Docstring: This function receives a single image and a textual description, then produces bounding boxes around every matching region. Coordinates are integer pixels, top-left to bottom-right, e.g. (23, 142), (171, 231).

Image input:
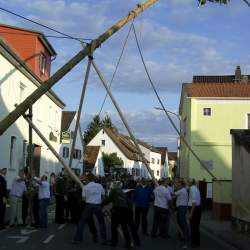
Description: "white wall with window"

(0, 48), (64, 188)
(59, 113), (83, 174)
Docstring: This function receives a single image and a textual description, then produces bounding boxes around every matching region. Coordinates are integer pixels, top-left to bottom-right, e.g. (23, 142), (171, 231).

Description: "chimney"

(235, 65), (241, 83)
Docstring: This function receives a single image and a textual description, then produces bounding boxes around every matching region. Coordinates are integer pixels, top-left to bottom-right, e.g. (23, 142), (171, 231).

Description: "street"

(0, 210), (236, 250)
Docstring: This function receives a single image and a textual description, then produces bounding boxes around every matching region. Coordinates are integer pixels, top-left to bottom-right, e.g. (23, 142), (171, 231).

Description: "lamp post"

(154, 107), (181, 177)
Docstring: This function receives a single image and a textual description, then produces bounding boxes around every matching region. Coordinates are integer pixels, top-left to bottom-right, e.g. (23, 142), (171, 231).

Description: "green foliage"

(102, 152), (124, 173)
(83, 114), (118, 146)
(198, 0), (230, 5)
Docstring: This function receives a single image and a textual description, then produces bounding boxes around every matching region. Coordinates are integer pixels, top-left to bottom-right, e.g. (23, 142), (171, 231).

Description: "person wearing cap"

(33, 175), (50, 228)
(0, 168), (7, 230)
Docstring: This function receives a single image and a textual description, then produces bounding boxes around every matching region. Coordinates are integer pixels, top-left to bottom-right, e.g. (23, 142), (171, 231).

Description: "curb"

(201, 224), (244, 250)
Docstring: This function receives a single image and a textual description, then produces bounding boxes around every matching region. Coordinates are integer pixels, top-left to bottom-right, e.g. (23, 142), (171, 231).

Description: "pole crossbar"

(23, 115), (83, 188)
(0, 0), (158, 136)
(91, 60), (157, 184)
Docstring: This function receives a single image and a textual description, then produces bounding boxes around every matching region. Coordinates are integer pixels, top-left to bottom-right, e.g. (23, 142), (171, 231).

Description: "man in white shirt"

(9, 170), (27, 226)
(74, 173), (107, 245)
(188, 179), (202, 248)
(151, 179), (172, 238)
(33, 175), (50, 228)
(174, 179), (189, 247)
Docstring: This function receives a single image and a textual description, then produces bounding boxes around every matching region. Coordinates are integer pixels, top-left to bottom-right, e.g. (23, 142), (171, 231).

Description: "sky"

(0, 0), (250, 150)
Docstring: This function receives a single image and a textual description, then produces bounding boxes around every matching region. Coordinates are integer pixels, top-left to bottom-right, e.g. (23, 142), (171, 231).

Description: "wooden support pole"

(68, 57), (92, 168)
(0, 0), (158, 136)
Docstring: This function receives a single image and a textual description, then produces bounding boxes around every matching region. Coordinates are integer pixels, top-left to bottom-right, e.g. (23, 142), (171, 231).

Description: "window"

(157, 159), (160, 164)
(63, 147), (69, 158)
(248, 114), (250, 129)
(39, 53), (46, 75)
(151, 170), (154, 177)
(203, 108), (211, 116)
(136, 168), (140, 177)
(73, 149), (82, 160)
(151, 158), (155, 164)
(22, 140), (28, 168)
(182, 117), (187, 137)
(132, 168), (136, 176)
(157, 170), (159, 176)
(19, 83), (26, 104)
(10, 136), (16, 169)
(101, 140), (105, 146)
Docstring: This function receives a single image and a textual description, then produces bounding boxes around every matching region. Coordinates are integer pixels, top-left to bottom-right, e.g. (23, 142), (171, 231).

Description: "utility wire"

(0, 6), (90, 43)
(132, 23), (216, 179)
(98, 21), (134, 116)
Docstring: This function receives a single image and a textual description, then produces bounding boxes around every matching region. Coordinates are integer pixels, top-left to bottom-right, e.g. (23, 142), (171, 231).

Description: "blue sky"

(0, 0), (250, 150)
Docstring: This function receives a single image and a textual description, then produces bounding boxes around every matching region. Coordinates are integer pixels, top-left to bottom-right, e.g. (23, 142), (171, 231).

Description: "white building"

(59, 111), (83, 174)
(0, 35), (65, 188)
(88, 128), (165, 179)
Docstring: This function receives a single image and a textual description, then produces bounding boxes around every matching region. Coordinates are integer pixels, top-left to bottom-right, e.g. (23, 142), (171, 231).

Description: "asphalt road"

(0, 211), (236, 250)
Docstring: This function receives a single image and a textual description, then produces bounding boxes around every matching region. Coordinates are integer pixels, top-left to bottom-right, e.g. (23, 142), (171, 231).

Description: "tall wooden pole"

(28, 105), (33, 175)
(0, 0), (158, 136)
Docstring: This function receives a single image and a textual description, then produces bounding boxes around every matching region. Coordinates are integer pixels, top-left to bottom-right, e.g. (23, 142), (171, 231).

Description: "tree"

(83, 115), (102, 145)
(198, 0), (230, 5)
(102, 115), (118, 132)
(102, 152), (124, 173)
(83, 114), (118, 145)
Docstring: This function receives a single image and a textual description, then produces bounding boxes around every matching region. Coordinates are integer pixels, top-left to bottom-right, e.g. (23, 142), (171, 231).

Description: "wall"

(0, 26), (51, 81)
(232, 134), (250, 223)
(180, 97), (250, 182)
(0, 52), (62, 188)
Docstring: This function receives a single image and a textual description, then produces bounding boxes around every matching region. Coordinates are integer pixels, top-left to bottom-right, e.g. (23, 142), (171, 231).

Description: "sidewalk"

(201, 211), (250, 250)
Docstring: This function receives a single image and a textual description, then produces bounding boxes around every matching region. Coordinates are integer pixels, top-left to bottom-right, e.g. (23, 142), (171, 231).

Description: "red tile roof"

(185, 83), (250, 97)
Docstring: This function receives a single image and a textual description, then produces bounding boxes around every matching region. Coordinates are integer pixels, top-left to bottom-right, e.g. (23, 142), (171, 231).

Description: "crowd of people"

(0, 167), (203, 249)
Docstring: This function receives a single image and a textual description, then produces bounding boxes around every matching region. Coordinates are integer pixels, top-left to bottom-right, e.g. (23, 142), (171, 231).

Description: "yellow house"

(179, 66), (250, 181)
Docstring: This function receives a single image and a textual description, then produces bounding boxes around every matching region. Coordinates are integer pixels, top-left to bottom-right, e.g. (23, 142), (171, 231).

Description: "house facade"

(59, 111), (83, 174)
(87, 128), (164, 179)
(0, 25), (65, 188)
(179, 66), (250, 181)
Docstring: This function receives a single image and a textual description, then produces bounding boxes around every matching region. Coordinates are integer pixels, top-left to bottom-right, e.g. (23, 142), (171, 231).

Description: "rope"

(132, 23), (216, 180)
(0, 6), (89, 43)
(98, 21), (134, 116)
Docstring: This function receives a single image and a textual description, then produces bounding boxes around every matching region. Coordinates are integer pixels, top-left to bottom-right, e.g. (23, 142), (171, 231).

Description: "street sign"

(61, 131), (71, 144)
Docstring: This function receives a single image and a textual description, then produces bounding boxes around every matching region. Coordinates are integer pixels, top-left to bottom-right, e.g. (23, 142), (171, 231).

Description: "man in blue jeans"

(133, 179), (153, 236)
(73, 174), (107, 245)
(33, 175), (50, 228)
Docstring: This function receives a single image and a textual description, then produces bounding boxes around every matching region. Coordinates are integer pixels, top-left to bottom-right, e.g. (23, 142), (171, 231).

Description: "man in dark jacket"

(54, 173), (66, 224)
(0, 168), (7, 230)
(103, 181), (140, 249)
(133, 179), (153, 236)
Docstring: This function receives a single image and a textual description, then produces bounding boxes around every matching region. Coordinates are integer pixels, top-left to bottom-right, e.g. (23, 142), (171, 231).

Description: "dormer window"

(39, 53), (46, 75)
